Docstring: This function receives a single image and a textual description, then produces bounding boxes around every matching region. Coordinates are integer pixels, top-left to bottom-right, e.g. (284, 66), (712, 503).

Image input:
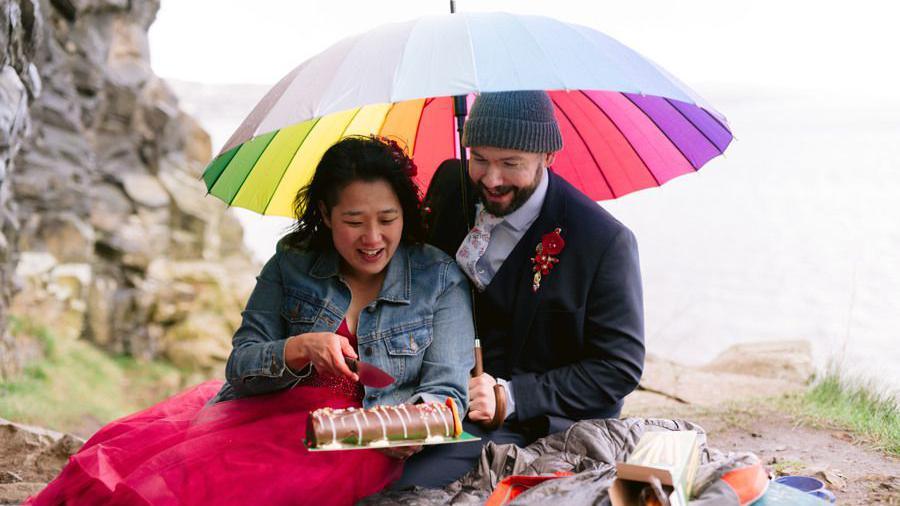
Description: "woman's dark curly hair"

(282, 135), (424, 251)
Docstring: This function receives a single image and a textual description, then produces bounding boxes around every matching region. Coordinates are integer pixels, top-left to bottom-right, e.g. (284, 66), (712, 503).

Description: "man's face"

(468, 146), (556, 217)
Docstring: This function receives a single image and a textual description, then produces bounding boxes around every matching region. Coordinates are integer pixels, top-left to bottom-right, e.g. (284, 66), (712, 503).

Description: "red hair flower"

(530, 228), (565, 292)
(381, 137), (418, 177)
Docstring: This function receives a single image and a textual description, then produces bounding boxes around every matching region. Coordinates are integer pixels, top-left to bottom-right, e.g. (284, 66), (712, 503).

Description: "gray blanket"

(361, 418), (760, 505)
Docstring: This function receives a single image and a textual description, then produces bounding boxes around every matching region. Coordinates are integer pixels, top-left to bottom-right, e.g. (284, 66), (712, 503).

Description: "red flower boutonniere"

(531, 228), (565, 292)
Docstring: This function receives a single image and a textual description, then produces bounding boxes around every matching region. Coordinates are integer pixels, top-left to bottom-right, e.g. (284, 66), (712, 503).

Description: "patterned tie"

(456, 205), (503, 291)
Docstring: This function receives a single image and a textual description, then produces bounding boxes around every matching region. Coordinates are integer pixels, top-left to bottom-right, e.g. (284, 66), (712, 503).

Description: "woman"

(27, 136), (475, 505)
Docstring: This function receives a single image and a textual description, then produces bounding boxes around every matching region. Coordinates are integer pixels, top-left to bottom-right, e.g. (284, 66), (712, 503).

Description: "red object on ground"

(722, 463), (770, 505)
(485, 472), (575, 506)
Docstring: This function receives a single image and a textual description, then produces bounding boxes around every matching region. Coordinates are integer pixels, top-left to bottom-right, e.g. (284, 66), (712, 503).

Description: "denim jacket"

(211, 241), (475, 413)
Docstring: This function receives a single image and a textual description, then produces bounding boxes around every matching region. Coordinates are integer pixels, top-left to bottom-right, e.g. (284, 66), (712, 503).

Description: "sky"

(149, 0), (900, 97)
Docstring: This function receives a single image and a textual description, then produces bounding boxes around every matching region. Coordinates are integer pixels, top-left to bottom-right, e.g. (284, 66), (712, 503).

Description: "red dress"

(26, 321), (402, 505)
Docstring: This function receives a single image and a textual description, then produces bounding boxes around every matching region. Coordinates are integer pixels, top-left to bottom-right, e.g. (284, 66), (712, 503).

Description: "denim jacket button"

(364, 346), (373, 357)
(366, 306), (375, 313)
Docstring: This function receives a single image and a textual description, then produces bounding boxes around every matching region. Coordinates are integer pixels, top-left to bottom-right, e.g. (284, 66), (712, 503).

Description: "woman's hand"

(377, 445), (422, 460)
(285, 332), (359, 381)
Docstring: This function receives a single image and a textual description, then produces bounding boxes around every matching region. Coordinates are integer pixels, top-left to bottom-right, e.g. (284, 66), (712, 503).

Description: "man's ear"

(318, 202), (332, 228)
(545, 152), (557, 167)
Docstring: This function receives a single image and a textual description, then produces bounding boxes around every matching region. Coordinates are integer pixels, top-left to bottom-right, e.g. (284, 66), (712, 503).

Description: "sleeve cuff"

(405, 392), (447, 407)
(278, 339), (313, 380)
(510, 372), (539, 421)
(496, 377), (517, 420)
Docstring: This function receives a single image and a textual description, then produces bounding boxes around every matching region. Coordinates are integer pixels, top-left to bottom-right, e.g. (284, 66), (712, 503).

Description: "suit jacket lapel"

(505, 172), (567, 366)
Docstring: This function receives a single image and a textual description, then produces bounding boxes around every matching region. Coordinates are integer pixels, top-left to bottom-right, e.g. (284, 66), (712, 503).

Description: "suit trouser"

(390, 420), (533, 489)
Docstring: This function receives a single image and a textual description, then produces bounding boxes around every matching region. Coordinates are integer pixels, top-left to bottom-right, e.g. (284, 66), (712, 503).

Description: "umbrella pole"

(450, 0), (504, 431)
(453, 92), (506, 430)
(453, 95), (473, 229)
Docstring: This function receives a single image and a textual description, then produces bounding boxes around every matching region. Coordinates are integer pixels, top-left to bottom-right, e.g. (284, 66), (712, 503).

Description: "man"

(395, 90), (645, 488)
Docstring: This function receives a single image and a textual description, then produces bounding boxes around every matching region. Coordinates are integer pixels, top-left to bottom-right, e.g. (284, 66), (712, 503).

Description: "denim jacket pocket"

(382, 320), (433, 384)
(384, 320), (433, 355)
(281, 289), (322, 336)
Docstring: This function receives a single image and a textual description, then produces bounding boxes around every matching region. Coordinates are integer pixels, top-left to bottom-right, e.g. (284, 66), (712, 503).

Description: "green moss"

(9, 315), (57, 358)
(0, 316), (188, 436)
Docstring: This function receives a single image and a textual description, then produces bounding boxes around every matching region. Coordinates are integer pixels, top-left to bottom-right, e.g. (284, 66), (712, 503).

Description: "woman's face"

(322, 179), (404, 280)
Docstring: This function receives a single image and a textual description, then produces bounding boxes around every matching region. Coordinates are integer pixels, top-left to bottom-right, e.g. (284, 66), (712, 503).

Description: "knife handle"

(345, 356), (358, 373)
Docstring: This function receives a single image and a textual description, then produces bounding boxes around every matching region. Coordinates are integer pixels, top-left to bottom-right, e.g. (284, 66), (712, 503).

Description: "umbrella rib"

(622, 93), (698, 171)
(227, 133), (279, 206)
(203, 147), (240, 191)
(568, 23), (641, 95)
(377, 102), (398, 137)
(341, 107), (364, 137)
(551, 95), (615, 198)
(580, 90), (660, 187)
(703, 109), (733, 141)
(218, 64), (303, 156)
(390, 19), (421, 102)
(664, 98), (723, 155)
(461, 14), (482, 90)
(410, 99), (430, 158)
(508, 14), (567, 90)
(698, 105), (734, 150)
(261, 119), (321, 215)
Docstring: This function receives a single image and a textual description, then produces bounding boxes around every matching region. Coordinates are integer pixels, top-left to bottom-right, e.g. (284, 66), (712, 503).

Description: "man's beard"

(477, 168), (543, 217)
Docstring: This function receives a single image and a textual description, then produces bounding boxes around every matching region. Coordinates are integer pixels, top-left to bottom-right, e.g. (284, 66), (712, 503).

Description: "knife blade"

(345, 357), (396, 388)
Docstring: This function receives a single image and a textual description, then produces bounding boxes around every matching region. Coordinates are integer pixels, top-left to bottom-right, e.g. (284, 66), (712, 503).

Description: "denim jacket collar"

(309, 244), (411, 305)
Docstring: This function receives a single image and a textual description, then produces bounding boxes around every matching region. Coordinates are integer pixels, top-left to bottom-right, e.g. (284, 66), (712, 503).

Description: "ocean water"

(170, 81), (900, 398)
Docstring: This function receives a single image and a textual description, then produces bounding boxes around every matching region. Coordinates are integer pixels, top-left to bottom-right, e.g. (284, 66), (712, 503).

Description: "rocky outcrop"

(625, 340), (814, 413)
(0, 417), (83, 505)
(0, 0), (259, 380)
(1, 0), (44, 378)
(699, 340), (815, 383)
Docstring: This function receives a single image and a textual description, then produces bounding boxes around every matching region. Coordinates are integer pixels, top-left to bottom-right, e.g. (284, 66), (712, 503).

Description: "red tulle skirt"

(25, 380), (402, 505)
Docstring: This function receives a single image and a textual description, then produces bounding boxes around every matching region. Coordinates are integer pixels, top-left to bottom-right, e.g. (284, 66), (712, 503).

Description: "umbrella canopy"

(203, 12), (733, 217)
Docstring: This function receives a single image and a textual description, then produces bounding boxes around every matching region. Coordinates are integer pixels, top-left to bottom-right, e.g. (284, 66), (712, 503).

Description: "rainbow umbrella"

(202, 12), (733, 217)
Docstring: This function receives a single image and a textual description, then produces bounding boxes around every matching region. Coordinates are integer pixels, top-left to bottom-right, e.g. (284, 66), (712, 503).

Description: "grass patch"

(790, 373), (900, 456)
(0, 317), (186, 436)
(771, 459), (806, 476)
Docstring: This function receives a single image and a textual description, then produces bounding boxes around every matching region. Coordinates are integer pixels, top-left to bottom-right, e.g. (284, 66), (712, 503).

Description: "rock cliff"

(1, 0), (258, 381)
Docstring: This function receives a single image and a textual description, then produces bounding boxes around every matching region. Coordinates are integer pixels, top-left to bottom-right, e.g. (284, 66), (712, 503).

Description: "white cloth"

(455, 206), (503, 291)
(496, 377), (517, 420)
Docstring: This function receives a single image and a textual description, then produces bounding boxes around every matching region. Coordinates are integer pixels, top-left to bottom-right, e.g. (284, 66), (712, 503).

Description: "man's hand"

(467, 373), (497, 422)
(378, 444), (422, 460)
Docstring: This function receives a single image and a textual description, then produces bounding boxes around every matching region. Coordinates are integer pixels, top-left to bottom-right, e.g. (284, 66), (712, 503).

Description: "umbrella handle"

(472, 340), (506, 430)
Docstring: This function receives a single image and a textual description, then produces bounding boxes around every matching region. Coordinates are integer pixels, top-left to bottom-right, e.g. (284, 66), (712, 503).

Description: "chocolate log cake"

(306, 398), (463, 448)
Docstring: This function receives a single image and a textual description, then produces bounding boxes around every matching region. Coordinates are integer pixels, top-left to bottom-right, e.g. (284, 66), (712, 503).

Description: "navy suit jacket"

(424, 160), (645, 437)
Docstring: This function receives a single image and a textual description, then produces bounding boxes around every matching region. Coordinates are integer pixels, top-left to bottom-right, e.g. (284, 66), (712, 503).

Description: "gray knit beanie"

(462, 90), (563, 153)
